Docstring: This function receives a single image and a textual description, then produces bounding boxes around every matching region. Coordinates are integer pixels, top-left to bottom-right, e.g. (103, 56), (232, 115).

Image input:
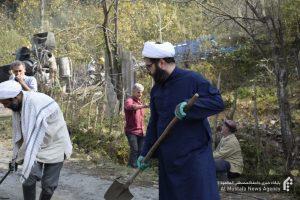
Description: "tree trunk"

(252, 82), (261, 172)
(102, 0), (123, 113)
(101, 0), (114, 82)
(252, 82), (259, 137)
(157, 3), (163, 43)
(227, 89), (238, 120)
(40, 0), (45, 31)
(297, 50), (300, 79)
(274, 54), (295, 171)
(113, 0), (124, 113)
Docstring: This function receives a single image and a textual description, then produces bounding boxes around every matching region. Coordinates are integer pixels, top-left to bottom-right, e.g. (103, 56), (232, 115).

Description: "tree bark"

(252, 82), (262, 172)
(113, 0), (124, 113)
(227, 89), (238, 120)
(297, 50), (300, 79)
(101, 1), (114, 79)
(267, 8), (295, 170)
(252, 82), (259, 138)
(40, 0), (45, 31)
(102, 0), (123, 113)
(274, 54), (295, 170)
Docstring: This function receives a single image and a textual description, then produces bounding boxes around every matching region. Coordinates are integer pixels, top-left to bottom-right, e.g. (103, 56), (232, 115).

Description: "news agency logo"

(283, 177), (293, 192)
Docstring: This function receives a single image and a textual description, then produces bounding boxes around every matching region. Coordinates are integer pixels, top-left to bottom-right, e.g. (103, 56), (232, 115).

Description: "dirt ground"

(0, 115), (297, 200)
(0, 133), (158, 200)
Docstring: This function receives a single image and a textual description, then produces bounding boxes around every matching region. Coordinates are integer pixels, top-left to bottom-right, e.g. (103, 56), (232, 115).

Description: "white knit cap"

(0, 80), (22, 100)
(142, 41), (175, 58)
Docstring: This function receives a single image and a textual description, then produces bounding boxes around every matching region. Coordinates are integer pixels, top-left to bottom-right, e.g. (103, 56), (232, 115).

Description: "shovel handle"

(0, 169), (11, 185)
(143, 93), (199, 162)
(126, 93), (199, 186)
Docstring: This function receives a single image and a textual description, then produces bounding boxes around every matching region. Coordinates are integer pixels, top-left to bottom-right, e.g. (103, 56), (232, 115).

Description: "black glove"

(9, 161), (18, 172)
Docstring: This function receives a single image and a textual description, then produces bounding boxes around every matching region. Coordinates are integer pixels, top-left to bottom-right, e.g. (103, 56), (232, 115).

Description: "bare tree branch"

(196, 1), (267, 57)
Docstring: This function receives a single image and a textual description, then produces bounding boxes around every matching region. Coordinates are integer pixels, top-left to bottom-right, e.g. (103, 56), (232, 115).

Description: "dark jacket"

(142, 67), (224, 200)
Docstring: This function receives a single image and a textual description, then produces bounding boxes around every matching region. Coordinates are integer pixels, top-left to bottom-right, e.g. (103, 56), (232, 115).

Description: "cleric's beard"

(8, 101), (22, 112)
(152, 63), (169, 85)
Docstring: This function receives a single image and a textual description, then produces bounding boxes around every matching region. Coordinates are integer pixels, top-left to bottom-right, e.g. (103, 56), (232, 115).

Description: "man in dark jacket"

(137, 41), (224, 200)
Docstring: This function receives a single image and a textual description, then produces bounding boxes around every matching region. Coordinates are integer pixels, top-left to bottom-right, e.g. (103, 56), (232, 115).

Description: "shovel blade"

(104, 180), (134, 200)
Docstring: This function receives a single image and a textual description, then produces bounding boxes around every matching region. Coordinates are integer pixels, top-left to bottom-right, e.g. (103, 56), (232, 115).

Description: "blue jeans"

(126, 133), (144, 168)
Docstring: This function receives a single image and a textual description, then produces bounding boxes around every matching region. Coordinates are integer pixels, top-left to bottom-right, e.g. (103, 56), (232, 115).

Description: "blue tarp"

(174, 35), (238, 62)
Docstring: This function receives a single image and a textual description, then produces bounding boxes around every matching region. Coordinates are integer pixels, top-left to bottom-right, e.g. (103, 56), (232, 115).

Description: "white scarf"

(12, 91), (61, 182)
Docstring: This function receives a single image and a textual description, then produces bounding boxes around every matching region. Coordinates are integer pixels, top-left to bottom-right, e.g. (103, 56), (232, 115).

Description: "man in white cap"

(137, 41), (224, 200)
(124, 83), (148, 168)
(0, 80), (72, 200)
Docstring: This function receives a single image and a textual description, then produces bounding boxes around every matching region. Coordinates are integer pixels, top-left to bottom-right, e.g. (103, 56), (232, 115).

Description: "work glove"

(174, 101), (187, 120)
(9, 160), (18, 172)
(136, 156), (150, 171)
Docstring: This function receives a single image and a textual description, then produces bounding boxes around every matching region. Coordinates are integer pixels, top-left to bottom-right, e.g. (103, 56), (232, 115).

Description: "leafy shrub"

(69, 115), (130, 165)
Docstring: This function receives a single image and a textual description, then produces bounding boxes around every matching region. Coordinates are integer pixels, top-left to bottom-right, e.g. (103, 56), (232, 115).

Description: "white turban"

(142, 41), (175, 58)
(0, 80), (22, 100)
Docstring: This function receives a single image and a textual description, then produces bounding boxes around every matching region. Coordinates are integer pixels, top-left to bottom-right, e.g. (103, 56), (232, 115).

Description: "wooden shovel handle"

(126, 93), (199, 186)
(0, 169), (11, 185)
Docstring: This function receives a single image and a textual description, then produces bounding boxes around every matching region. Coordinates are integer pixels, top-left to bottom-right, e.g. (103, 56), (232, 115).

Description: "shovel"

(0, 170), (11, 199)
(0, 169), (11, 185)
(104, 93), (199, 200)
(0, 162), (17, 185)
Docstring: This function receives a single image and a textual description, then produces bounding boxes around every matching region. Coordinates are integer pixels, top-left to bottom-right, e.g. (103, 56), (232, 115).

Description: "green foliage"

(238, 127), (285, 179)
(68, 111), (130, 164)
(237, 86), (277, 100)
(282, 0), (300, 40)
(72, 127), (100, 153)
(118, 1), (205, 56)
(209, 44), (264, 91)
(1, 0), (207, 65)
(237, 87), (253, 99)
(189, 61), (218, 83)
(12, 0), (104, 66)
(0, 12), (28, 65)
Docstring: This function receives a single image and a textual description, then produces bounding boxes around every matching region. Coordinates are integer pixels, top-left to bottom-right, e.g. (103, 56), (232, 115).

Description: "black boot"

(22, 183), (36, 200)
(39, 191), (53, 200)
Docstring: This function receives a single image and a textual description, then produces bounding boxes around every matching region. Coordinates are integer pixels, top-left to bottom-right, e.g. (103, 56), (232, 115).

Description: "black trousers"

(214, 158), (230, 181)
(126, 133), (144, 168)
(22, 161), (63, 200)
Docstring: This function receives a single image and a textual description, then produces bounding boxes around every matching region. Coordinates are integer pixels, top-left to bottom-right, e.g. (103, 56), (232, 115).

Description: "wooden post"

(121, 49), (134, 100)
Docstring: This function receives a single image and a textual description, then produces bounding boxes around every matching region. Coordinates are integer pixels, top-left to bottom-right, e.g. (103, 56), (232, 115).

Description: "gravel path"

(0, 117), (296, 200)
(0, 168), (158, 200)
(0, 136), (158, 200)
